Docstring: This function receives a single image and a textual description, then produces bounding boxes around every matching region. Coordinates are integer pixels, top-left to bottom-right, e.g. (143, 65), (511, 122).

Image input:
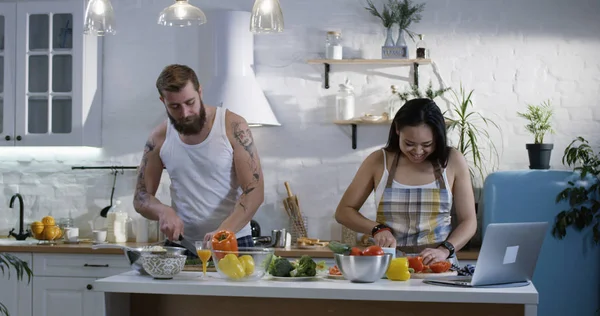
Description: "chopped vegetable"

(290, 255), (317, 277)
(211, 230), (238, 259)
(361, 245), (384, 256)
(408, 256), (425, 272)
(429, 261), (452, 273)
(217, 254), (246, 279)
(327, 241), (351, 255)
(268, 256), (295, 277)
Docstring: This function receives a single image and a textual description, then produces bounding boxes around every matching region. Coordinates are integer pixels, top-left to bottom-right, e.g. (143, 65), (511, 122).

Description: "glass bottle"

(387, 85), (402, 119)
(336, 79), (355, 121)
(416, 34), (429, 59)
(325, 31), (343, 60)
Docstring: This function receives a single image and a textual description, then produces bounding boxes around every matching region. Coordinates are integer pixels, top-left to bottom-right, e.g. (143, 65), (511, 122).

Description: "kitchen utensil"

(283, 181), (307, 238)
(100, 170), (119, 218)
(211, 247), (275, 281)
(334, 253), (392, 283)
(91, 244), (187, 275)
(178, 235), (199, 258)
(250, 220), (261, 238)
(270, 229), (288, 248)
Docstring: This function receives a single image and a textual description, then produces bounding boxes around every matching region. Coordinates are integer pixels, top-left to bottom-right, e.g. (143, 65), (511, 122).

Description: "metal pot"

(92, 244), (187, 275)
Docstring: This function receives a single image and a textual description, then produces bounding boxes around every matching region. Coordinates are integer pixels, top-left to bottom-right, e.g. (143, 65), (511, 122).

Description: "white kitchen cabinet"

(32, 276), (104, 316)
(0, 252), (33, 316)
(32, 253), (130, 316)
(0, 0), (102, 147)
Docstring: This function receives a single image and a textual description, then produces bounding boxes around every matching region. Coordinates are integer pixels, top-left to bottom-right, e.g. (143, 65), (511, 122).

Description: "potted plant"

(444, 84), (501, 249)
(365, 0), (425, 59)
(397, 81), (450, 102)
(516, 100), (555, 169)
(553, 136), (600, 245)
(1, 253), (33, 316)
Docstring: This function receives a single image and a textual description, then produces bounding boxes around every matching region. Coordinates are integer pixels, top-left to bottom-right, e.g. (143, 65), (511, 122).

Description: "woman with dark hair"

(335, 98), (477, 265)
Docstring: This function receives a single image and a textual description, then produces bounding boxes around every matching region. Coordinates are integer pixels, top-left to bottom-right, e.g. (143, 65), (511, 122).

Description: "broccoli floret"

(268, 256), (294, 277)
(291, 255), (317, 277)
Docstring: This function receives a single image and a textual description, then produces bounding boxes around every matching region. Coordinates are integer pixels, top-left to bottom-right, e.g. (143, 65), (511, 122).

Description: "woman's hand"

(419, 247), (450, 265)
(373, 230), (397, 248)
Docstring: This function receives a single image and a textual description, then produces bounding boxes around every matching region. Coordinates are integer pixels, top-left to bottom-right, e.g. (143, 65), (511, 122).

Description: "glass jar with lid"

(325, 31), (343, 60)
(336, 79), (355, 121)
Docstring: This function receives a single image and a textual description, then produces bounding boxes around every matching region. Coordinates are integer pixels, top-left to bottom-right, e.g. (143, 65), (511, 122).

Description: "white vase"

(394, 28), (408, 58)
(384, 27), (395, 46)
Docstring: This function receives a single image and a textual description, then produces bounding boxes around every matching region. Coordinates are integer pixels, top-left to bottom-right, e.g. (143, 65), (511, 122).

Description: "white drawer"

(33, 253), (131, 278)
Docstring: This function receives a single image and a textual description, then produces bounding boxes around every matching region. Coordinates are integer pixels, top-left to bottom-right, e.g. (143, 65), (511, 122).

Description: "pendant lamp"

(83, 0), (116, 36)
(250, 0), (284, 33)
(158, 0), (207, 27)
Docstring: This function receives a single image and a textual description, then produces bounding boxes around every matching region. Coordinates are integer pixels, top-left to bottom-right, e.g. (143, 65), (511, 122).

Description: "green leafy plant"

(392, 0), (426, 41)
(444, 84), (501, 187)
(397, 81), (450, 102)
(553, 136), (600, 245)
(365, 0), (398, 29)
(1, 253), (33, 316)
(516, 100), (555, 144)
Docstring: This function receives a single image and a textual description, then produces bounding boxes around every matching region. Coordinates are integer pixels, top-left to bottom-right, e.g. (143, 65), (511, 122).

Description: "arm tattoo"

(134, 139), (155, 208)
(232, 121), (260, 212)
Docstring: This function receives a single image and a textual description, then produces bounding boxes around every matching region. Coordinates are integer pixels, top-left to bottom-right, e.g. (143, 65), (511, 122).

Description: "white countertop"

(94, 271), (538, 305)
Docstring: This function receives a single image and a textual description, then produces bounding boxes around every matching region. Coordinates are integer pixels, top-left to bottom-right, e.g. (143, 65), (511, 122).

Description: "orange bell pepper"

(211, 230), (239, 259)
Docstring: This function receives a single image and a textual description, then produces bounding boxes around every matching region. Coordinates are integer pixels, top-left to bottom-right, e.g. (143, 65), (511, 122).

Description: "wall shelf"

(309, 58), (432, 150)
(307, 58), (431, 89)
(333, 119), (392, 149)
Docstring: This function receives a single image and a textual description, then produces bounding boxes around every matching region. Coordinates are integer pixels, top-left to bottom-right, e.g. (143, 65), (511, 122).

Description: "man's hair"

(155, 64), (200, 97)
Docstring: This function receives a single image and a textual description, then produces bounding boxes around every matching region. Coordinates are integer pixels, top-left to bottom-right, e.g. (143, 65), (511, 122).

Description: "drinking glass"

(195, 241), (212, 277)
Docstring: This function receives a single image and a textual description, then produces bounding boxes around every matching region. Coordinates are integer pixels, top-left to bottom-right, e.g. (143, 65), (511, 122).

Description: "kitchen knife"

(178, 235), (199, 258)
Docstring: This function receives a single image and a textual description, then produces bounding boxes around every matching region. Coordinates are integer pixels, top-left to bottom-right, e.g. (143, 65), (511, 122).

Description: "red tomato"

(408, 256), (425, 272)
(361, 245), (384, 256)
(429, 261), (451, 273)
(329, 265), (342, 275)
(350, 247), (362, 256)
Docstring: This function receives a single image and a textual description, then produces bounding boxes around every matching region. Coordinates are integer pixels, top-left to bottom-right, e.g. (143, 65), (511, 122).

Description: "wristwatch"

(371, 223), (392, 237)
(439, 240), (455, 258)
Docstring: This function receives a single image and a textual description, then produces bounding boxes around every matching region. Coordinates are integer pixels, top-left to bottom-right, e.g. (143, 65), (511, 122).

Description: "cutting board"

(410, 270), (458, 279)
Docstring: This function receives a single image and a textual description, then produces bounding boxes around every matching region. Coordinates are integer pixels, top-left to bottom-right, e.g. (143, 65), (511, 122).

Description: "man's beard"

(168, 103), (207, 136)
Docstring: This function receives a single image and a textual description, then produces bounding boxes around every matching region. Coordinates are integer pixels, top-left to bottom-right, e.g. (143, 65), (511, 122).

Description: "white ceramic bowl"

(141, 253), (187, 279)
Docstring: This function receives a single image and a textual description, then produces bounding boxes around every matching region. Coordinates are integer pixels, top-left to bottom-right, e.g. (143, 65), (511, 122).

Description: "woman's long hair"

(384, 98), (451, 168)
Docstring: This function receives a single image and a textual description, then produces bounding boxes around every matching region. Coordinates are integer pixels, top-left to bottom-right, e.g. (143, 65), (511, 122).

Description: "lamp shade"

(250, 0), (284, 33)
(83, 0), (116, 36)
(158, 0), (207, 27)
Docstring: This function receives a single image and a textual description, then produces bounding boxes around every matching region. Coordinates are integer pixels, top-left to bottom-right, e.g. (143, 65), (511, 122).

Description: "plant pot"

(526, 143), (554, 170)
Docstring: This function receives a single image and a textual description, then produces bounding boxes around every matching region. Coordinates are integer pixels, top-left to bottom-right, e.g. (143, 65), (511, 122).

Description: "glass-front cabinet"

(0, 0), (101, 147)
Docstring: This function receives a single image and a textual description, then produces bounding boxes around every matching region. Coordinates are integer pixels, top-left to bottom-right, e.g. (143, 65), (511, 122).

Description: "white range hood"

(202, 10), (280, 127)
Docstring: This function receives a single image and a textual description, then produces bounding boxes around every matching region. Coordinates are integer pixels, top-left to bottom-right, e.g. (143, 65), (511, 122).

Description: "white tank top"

(159, 107), (252, 243)
(374, 149), (452, 207)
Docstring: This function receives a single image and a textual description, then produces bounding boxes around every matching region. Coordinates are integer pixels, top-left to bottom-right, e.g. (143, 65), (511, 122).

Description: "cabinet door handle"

(4, 135), (10, 141)
(87, 284), (93, 290)
(83, 264), (109, 268)
(16, 135), (22, 141)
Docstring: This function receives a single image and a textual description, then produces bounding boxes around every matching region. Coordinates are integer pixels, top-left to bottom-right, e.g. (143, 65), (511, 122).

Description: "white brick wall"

(1, 0), (599, 241)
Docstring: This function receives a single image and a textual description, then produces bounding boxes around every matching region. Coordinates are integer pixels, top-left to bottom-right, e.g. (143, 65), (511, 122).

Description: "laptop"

(423, 222), (548, 288)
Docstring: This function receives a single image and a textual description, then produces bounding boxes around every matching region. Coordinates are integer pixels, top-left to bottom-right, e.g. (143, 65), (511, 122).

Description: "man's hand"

(419, 247), (450, 265)
(373, 230), (397, 248)
(158, 207), (184, 241)
(203, 230), (217, 244)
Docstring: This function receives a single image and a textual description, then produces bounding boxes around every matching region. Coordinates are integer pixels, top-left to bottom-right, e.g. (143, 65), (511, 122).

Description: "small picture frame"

(382, 46), (408, 59)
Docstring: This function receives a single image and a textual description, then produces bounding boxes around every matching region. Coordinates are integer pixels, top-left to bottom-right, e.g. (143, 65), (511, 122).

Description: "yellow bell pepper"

(386, 257), (411, 281)
(218, 253), (246, 279)
(239, 255), (255, 276)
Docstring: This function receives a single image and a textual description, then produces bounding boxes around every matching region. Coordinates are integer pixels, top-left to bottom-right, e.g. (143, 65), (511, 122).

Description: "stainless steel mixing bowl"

(334, 253), (392, 283)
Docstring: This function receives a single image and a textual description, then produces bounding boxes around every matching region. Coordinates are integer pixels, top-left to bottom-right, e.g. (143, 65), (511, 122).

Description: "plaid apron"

(376, 153), (453, 253)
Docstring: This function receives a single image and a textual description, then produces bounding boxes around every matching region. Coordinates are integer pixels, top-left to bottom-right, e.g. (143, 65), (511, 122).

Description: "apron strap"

(433, 161), (446, 190)
(386, 153), (400, 188)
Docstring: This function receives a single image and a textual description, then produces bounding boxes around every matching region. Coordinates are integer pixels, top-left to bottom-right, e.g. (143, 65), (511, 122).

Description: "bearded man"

(133, 64), (264, 248)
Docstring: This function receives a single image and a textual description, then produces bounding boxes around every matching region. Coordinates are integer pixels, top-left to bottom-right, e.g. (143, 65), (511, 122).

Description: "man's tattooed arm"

(133, 135), (167, 220)
(218, 117), (264, 233)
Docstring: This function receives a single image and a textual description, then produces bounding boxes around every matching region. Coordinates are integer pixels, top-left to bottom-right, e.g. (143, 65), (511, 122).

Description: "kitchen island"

(94, 271), (538, 316)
